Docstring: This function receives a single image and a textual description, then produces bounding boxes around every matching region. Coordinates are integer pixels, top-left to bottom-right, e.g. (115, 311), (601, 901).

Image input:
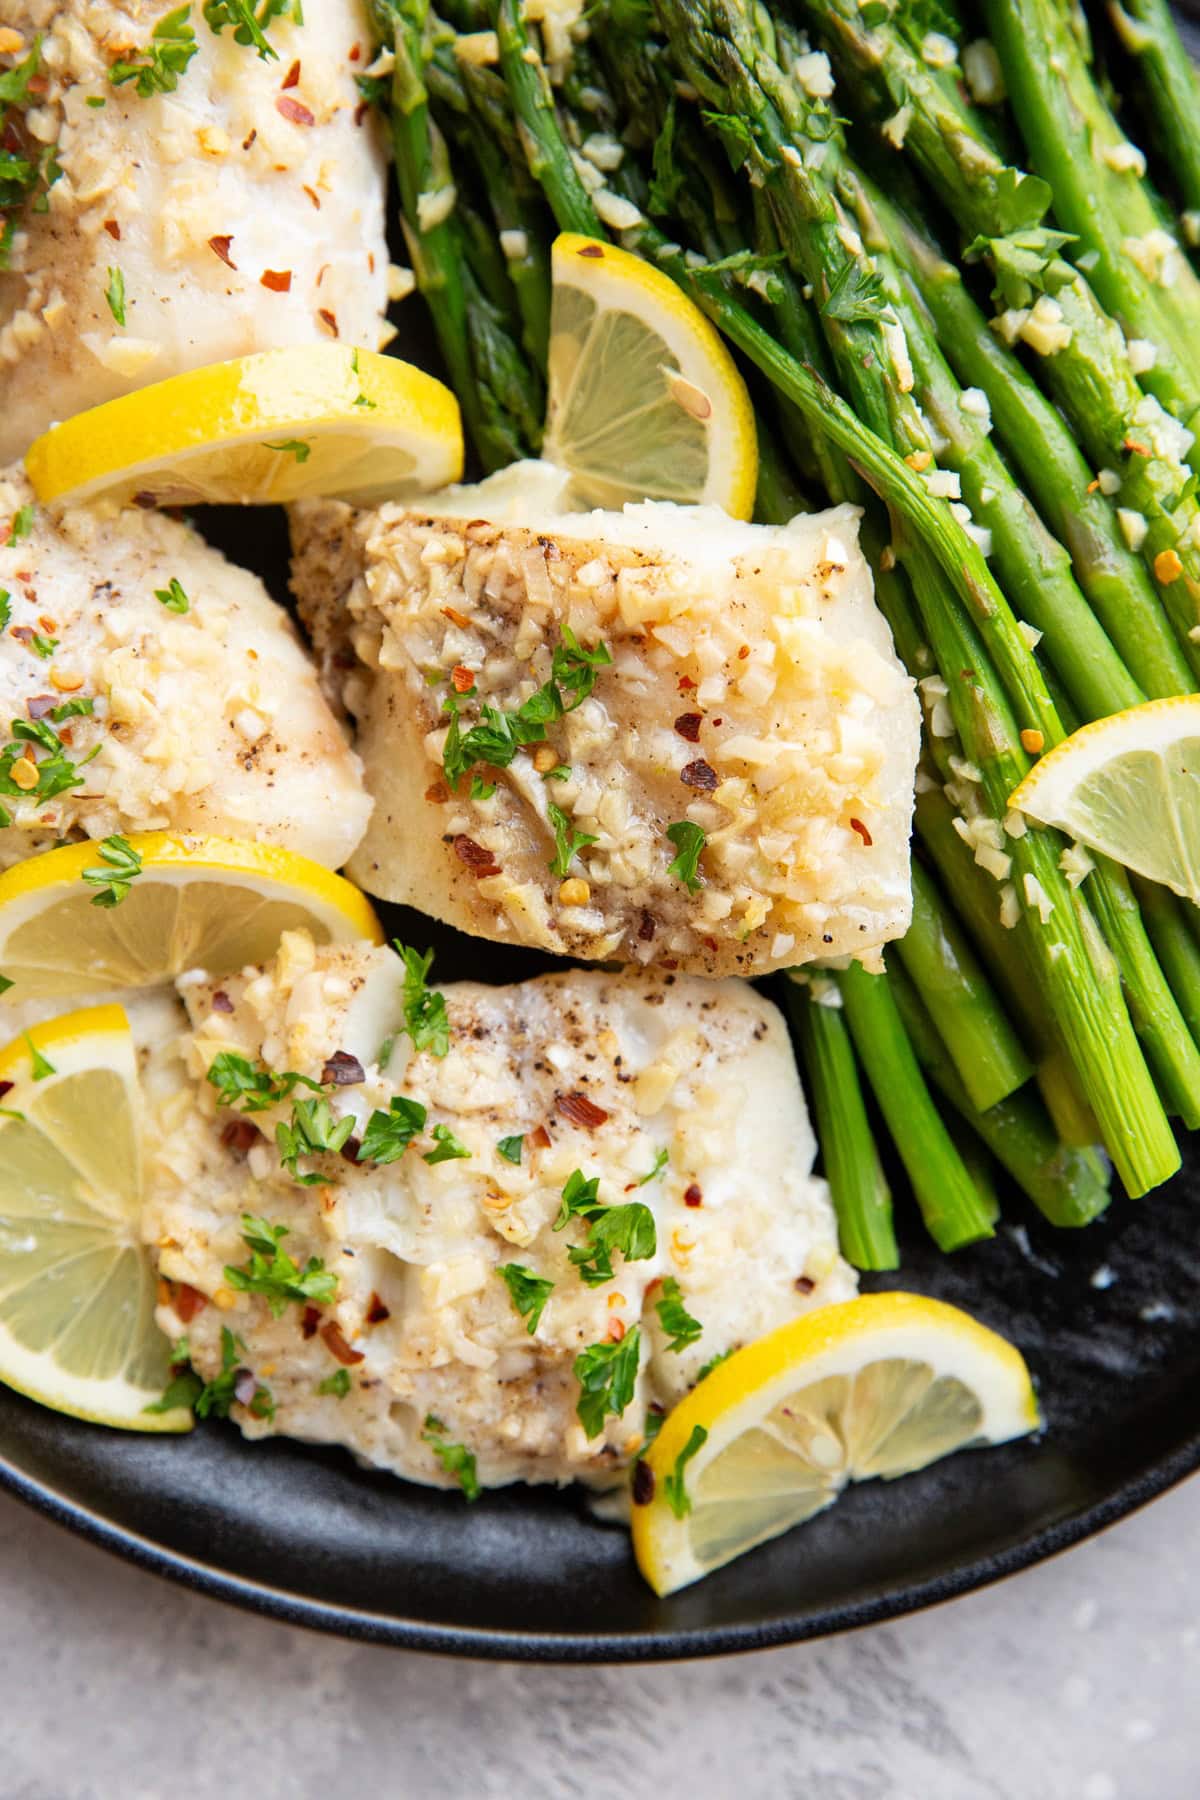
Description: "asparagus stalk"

(1106, 0), (1200, 222)
(886, 958), (1112, 1228)
(834, 963), (996, 1251)
(895, 860), (1033, 1112)
(785, 977), (899, 1271)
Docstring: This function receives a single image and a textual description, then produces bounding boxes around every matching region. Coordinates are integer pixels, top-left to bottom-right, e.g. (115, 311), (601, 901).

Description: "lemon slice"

(0, 1005), (188, 1429)
(24, 346), (463, 510)
(544, 233), (758, 517)
(0, 833), (381, 1001)
(1008, 697), (1200, 900)
(632, 1293), (1039, 1595)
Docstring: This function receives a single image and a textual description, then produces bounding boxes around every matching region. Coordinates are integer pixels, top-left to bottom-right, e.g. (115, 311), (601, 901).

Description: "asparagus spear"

(785, 977), (900, 1271)
(1105, 0), (1200, 223)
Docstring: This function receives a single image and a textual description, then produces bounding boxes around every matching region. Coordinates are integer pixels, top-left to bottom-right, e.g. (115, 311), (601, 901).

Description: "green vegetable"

(223, 1214), (339, 1315)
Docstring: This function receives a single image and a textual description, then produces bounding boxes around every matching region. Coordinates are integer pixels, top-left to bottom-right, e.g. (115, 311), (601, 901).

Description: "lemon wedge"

(1008, 697), (1200, 900)
(24, 346), (463, 510)
(544, 233), (758, 517)
(0, 833), (381, 1002)
(0, 1005), (189, 1429)
(632, 1293), (1039, 1596)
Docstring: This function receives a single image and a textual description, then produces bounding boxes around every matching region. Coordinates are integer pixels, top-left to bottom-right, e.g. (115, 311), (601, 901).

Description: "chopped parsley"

(154, 577), (189, 614)
(81, 834), (142, 908)
(496, 1133), (524, 1164)
(223, 1213), (338, 1316)
(0, 718), (98, 825)
(24, 1033), (54, 1080)
(49, 696), (94, 723)
(553, 1169), (656, 1286)
(655, 1276), (702, 1353)
(498, 1263), (555, 1334)
(394, 941), (450, 1057)
(0, 974), (12, 996)
(469, 775), (496, 801)
(8, 504), (33, 544)
(276, 1095), (356, 1184)
(636, 1148), (669, 1185)
(205, 1051), (322, 1113)
(0, 42), (41, 108)
(357, 1094), (427, 1165)
(202, 0), (300, 62)
(143, 1327), (272, 1420)
(574, 1327), (641, 1439)
(29, 633), (57, 659)
(665, 820), (707, 893)
(110, 5), (198, 97)
(423, 1122), (470, 1164)
(422, 1413), (481, 1500)
(543, 764), (572, 782)
(104, 266), (126, 327)
(86, 95), (106, 107)
(317, 1367), (352, 1399)
(263, 438), (311, 461)
(664, 1423), (708, 1519)
(0, 592), (9, 630)
(696, 1346), (734, 1382)
(441, 628), (611, 790)
(546, 801), (597, 878)
(143, 1338), (204, 1415)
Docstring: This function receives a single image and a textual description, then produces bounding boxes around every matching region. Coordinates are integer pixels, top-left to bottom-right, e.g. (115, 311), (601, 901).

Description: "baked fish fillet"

(0, 468), (371, 868)
(0, 0), (389, 461)
(291, 462), (920, 978)
(148, 933), (855, 1492)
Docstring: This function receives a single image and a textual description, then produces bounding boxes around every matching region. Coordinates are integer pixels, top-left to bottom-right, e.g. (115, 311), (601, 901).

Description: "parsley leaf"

(144, 1327), (271, 1420)
(263, 438), (310, 461)
(546, 801), (597, 878)
(552, 1170), (656, 1286)
(665, 820), (707, 893)
(202, 0), (296, 62)
(8, 504), (32, 544)
(29, 633), (57, 659)
(423, 1122), (470, 1164)
(223, 1213), (338, 1316)
(356, 1094), (426, 1165)
(276, 1096), (356, 1184)
(655, 1276), (702, 1353)
(696, 1347), (734, 1382)
(105, 266), (126, 326)
(110, 5), (198, 97)
(820, 259), (888, 325)
(441, 629), (611, 789)
(0, 973), (13, 996)
(154, 577), (189, 614)
(553, 1168), (602, 1230)
(422, 1413), (481, 1500)
(636, 1148), (669, 1185)
(80, 833), (142, 908)
(0, 717), (96, 811)
(0, 41), (41, 107)
(469, 774), (496, 801)
(317, 1367), (351, 1399)
(142, 1340), (204, 1415)
(394, 941), (450, 1057)
(574, 1327), (641, 1439)
(49, 696), (94, 723)
(551, 625), (612, 707)
(0, 591), (9, 631)
(498, 1263), (555, 1334)
(24, 1033), (54, 1080)
(496, 1133), (524, 1164)
(664, 1423), (708, 1518)
(205, 1051), (322, 1113)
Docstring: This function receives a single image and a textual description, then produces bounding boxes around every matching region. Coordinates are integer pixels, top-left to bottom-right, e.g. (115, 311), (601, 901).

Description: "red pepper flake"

(276, 94), (314, 126)
(260, 268), (292, 292)
(578, 243), (605, 258)
(208, 234), (236, 269)
(703, 936), (719, 953)
(637, 909), (657, 943)
(220, 1117), (261, 1157)
(354, 99), (368, 126)
(37, 615), (55, 634)
(210, 989), (234, 1014)
(317, 307), (339, 336)
(631, 1459), (655, 1505)
(175, 1282), (207, 1324)
(0, 1081), (12, 1103)
(674, 712), (703, 742)
(737, 644), (751, 660)
(321, 1319), (365, 1365)
(25, 695), (56, 720)
(441, 605), (471, 627)
(322, 1049), (365, 1086)
(339, 1134), (362, 1164)
(349, 40), (361, 59)
(678, 674), (697, 691)
(365, 1292), (391, 1325)
(453, 834), (500, 876)
(681, 758), (718, 791)
(528, 1123), (552, 1150)
(301, 184), (321, 210)
(424, 780), (449, 803)
(556, 1091), (609, 1130)
(281, 58), (301, 89)
(242, 129), (257, 150)
(301, 1305), (322, 1339)
(684, 1183), (703, 1208)
(606, 1316), (626, 1342)
(451, 664), (476, 693)
(849, 817), (873, 846)
(103, 219), (120, 240)
(794, 1274), (815, 1294)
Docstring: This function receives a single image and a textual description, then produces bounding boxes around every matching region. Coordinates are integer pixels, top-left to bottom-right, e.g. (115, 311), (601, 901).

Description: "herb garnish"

(104, 266), (126, 326)
(263, 438), (310, 461)
(546, 801), (597, 878)
(50, 696), (94, 723)
(8, 504), (32, 544)
(394, 941), (450, 1057)
(574, 1327), (641, 1438)
(202, 0), (299, 62)
(143, 1327), (273, 1420)
(29, 633), (57, 659)
(317, 1367), (352, 1399)
(205, 1050), (323, 1113)
(223, 1213), (338, 1315)
(154, 577), (189, 614)
(636, 1148), (669, 1186)
(81, 834), (142, 908)
(553, 1169), (656, 1286)
(423, 1122), (470, 1164)
(655, 1276), (702, 1353)
(496, 1133), (524, 1164)
(441, 629), (612, 789)
(422, 1413), (481, 1500)
(356, 1094), (427, 1165)
(0, 717), (99, 828)
(696, 1347), (734, 1382)
(0, 592), (9, 630)
(663, 1424), (708, 1519)
(276, 1096), (356, 1183)
(24, 1033), (54, 1080)
(498, 1263), (555, 1334)
(110, 6), (198, 96)
(665, 820), (707, 893)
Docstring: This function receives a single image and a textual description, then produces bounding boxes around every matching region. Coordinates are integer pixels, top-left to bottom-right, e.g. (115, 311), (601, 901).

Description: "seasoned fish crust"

(0, 469), (371, 868)
(148, 934), (856, 1492)
(291, 464), (920, 979)
(0, 0), (389, 461)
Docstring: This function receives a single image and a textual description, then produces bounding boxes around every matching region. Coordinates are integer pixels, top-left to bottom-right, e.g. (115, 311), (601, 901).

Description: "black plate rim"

(2, 1427), (1196, 1661)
